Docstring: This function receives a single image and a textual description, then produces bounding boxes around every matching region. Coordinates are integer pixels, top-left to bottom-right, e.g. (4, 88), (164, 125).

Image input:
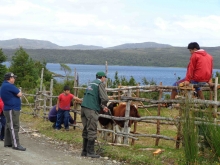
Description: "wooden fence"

(20, 69), (220, 148)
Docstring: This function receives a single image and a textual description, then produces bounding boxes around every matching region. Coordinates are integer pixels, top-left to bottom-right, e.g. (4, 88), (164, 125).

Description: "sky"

(0, 0), (220, 48)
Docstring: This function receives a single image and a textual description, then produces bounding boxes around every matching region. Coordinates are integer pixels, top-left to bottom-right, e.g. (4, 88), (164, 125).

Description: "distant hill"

(2, 38), (220, 69)
(0, 38), (103, 50)
(107, 42), (172, 49)
(0, 38), (62, 49)
(0, 38), (173, 50)
(63, 44), (103, 50)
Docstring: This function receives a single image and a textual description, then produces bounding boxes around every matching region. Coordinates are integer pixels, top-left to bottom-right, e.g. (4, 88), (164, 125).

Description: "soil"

(0, 123), (124, 165)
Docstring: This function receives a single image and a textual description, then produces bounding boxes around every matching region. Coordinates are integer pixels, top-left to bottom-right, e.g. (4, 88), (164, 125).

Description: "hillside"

(0, 38), (62, 49)
(107, 42), (172, 49)
(2, 47), (220, 68)
(64, 44), (103, 50)
(0, 38), (173, 50)
(0, 38), (103, 50)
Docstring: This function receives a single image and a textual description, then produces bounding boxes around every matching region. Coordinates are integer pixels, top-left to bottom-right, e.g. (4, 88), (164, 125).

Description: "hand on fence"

(74, 99), (82, 104)
(103, 107), (109, 113)
(208, 82), (214, 88)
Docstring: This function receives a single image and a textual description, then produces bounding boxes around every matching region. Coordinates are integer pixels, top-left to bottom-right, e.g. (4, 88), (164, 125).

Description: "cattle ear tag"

(116, 103), (119, 106)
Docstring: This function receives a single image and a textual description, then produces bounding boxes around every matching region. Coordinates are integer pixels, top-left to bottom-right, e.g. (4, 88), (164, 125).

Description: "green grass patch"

(20, 106), (220, 165)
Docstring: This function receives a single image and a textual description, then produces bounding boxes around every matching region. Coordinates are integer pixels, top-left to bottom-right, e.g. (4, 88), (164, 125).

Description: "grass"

(20, 106), (220, 165)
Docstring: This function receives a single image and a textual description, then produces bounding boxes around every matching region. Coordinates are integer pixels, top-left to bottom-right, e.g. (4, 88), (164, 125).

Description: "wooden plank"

(153, 149), (164, 156)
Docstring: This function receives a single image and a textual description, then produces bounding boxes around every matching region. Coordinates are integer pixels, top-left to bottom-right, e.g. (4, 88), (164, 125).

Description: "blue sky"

(0, 0), (219, 47)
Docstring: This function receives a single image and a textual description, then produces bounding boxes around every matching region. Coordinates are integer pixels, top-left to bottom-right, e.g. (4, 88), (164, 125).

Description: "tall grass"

(181, 99), (198, 164)
(201, 119), (220, 162)
(209, 125), (220, 159)
(181, 96), (220, 164)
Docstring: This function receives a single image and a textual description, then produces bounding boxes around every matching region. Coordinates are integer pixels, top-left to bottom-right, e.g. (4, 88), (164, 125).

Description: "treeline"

(0, 47), (158, 103)
(1, 47), (84, 101)
(2, 47), (220, 68)
(0, 48), (53, 91)
(1, 47), (220, 103)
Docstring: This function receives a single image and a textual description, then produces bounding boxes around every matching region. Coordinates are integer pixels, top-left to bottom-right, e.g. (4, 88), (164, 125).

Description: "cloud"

(0, 0), (219, 47)
(177, 15), (220, 31)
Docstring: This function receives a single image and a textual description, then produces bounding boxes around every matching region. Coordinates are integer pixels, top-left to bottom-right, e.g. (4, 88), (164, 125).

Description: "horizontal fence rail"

(20, 71), (220, 148)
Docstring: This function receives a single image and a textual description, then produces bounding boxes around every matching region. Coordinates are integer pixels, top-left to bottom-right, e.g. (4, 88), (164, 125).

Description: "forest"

(2, 46), (220, 68)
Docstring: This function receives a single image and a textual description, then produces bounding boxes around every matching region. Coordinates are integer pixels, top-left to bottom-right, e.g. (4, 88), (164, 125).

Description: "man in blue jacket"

(0, 72), (26, 151)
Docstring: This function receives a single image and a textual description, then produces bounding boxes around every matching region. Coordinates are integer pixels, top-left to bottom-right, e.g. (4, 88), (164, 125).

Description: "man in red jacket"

(170, 42), (213, 100)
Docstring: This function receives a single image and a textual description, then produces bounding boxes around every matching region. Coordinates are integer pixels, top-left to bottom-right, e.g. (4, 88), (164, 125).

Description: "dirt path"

(0, 123), (123, 165)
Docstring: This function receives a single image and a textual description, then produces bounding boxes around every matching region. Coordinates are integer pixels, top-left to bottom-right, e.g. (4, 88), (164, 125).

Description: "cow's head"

(130, 104), (141, 118)
(107, 102), (119, 114)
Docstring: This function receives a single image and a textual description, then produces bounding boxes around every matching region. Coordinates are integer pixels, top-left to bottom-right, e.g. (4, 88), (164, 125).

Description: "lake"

(46, 63), (220, 86)
(4, 62), (220, 86)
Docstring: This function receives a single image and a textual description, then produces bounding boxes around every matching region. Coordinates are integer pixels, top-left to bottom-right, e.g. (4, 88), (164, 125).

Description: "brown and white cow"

(98, 102), (140, 143)
(99, 102), (117, 127)
(108, 102), (140, 144)
(98, 102), (117, 140)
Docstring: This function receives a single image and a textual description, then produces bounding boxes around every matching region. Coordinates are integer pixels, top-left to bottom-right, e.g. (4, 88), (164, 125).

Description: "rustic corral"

(20, 69), (220, 149)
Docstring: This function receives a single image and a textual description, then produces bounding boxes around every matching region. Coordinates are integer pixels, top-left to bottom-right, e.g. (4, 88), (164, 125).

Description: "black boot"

(52, 123), (56, 129)
(87, 140), (100, 158)
(81, 138), (88, 156)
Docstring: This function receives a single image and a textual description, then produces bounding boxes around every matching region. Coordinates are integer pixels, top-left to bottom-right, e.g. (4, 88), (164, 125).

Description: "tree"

(60, 63), (72, 82)
(9, 47), (39, 89)
(113, 71), (120, 88)
(128, 76), (137, 86)
(0, 49), (7, 83)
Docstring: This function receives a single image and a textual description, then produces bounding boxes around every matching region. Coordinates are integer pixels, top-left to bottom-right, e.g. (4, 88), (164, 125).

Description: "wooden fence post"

(43, 86), (47, 119)
(124, 89), (131, 144)
(49, 79), (53, 109)
(34, 88), (39, 116)
(155, 82), (163, 146)
(73, 68), (78, 129)
(214, 77), (218, 123)
(105, 61), (108, 87)
(39, 68), (44, 108)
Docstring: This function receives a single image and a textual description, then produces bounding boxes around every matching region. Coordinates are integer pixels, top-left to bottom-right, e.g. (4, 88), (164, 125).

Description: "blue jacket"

(0, 81), (21, 111)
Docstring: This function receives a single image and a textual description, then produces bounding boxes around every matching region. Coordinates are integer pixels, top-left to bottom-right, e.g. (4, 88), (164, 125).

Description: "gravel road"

(0, 124), (124, 165)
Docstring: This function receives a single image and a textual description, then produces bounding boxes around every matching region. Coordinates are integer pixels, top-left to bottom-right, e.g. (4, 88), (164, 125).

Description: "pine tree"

(9, 47), (38, 89)
(0, 49), (7, 83)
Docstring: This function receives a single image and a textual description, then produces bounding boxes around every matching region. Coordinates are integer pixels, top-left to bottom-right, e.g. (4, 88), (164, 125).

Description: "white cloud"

(155, 18), (169, 30)
(0, 0), (220, 47)
(177, 15), (220, 31)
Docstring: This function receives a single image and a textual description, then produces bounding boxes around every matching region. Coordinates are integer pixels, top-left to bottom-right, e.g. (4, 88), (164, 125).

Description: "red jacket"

(0, 98), (3, 115)
(185, 49), (213, 82)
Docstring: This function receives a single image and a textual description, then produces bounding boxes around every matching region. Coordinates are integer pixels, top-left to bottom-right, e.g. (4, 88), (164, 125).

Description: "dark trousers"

(49, 115), (74, 124)
(81, 107), (99, 141)
(3, 110), (20, 147)
(55, 109), (70, 129)
(0, 114), (6, 140)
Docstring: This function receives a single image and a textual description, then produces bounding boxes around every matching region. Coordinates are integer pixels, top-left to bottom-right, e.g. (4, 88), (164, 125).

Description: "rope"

(107, 108), (117, 125)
